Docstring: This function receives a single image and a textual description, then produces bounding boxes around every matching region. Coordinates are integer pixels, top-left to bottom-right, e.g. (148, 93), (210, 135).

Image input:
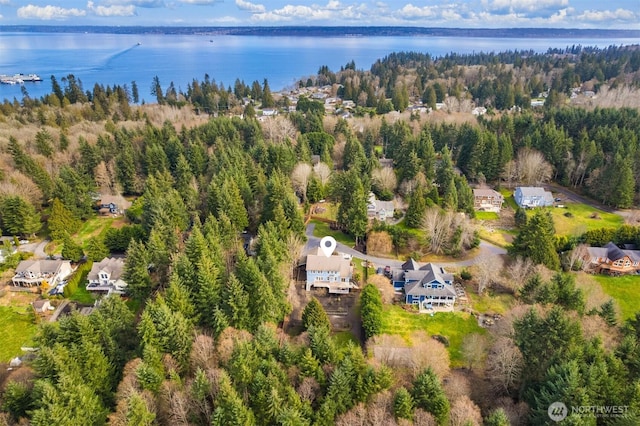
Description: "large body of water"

(1, 32), (638, 103)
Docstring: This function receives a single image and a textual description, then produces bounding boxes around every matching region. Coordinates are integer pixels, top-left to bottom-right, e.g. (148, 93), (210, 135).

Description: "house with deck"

(12, 259), (73, 288)
(473, 188), (504, 212)
(584, 242), (640, 275)
(87, 257), (127, 295)
(391, 259), (456, 309)
(514, 187), (554, 208)
(305, 248), (354, 294)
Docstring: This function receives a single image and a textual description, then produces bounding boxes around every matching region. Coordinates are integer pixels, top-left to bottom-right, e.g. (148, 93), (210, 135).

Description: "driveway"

(304, 223), (506, 269)
(18, 239), (49, 259)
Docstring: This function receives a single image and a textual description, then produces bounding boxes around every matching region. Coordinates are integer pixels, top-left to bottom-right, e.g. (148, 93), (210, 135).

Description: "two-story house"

(473, 188), (504, 212)
(391, 259), (456, 309)
(584, 242), (640, 275)
(367, 192), (395, 221)
(12, 259), (73, 288)
(87, 257), (127, 295)
(305, 248), (354, 294)
(514, 187), (554, 208)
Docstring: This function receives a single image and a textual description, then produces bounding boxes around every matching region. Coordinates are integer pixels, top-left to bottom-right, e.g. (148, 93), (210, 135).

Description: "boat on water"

(0, 73), (42, 84)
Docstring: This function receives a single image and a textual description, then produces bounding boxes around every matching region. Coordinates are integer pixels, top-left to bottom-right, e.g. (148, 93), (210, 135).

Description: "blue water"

(1, 32), (638, 103)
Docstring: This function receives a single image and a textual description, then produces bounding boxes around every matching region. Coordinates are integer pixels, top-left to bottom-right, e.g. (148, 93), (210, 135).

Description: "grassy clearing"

(332, 330), (359, 348)
(533, 204), (623, 236)
(379, 304), (485, 366)
(594, 274), (640, 320)
(310, 220), (355, 246)
(0, 306), (38, 362)
(74, 216), (116, 246)
(466, 290), (515, 315)
(475, 211), (500, 221)
(476, 228), (512, 248)
(310, 202), (338, 221)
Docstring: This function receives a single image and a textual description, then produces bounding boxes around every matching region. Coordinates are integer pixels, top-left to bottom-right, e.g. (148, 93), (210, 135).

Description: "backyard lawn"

(379, 305), (485, 366)
(0, 305), (38, 362)
(594, 274), (640, 321)
(310, 220), (355, 246)
(534, 203), (623, 236)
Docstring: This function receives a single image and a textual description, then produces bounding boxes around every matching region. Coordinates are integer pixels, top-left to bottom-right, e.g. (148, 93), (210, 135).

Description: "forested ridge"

(0, 45), (639, 425)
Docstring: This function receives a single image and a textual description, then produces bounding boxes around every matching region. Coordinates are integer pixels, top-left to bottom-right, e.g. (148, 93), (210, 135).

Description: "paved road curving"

(304, 223), (506, 269)
(18, 239), (49, 259)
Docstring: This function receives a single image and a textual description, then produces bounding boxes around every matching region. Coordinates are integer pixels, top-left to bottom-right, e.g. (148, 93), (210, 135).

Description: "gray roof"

(473, 188), (502, 198)
(587, 242), (640, 262)
(88, 257), (125, 281)
(517, 186), (554, 201)
(16, 259), (69, 275)
(402, 262), (456, 298)
(306, 249), (351, 277)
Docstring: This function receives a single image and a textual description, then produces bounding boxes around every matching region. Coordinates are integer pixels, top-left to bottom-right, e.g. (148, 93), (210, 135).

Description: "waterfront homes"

(514, 186), (554, 208)
(391, 260), (456, 309)
(12, 259), (73, 288)
(305, 248), (355, 294)
(584, 242), (640, 275)
(473, 188), (504, 212)
(87, 257), (127, 295)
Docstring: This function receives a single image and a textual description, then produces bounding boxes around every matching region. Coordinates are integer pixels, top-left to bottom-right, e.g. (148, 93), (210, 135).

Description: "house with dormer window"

(391, 259), (456, 309)
(305, 248), (355, 294)
(87, 257), (127, 295)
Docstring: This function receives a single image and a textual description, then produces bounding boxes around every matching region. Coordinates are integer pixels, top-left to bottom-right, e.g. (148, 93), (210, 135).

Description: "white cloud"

(179, 0), (223, 4)
(577, 8), (637, 22)
(235, 0), (266, 13)
(17, 4), (86, 20)
(396, 4), (439, 19)
(103, 0), (165, 8)
(484, 0), (569, 13)
(87, 1), (136, 16)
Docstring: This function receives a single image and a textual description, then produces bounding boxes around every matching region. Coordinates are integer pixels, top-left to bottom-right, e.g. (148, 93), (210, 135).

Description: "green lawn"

(68, 282), (97, 305)
(532, 204), (623, 236)
(74, 217), (116, 247)
(0, 306), (38, 362)
(379, 305), (485, 366)
(594, 275), (640, 320)
(310, 220), (355, 246)
(499, 188), (518, 210)
(475, 211), (500, 221)
(477, 228), (512, 248)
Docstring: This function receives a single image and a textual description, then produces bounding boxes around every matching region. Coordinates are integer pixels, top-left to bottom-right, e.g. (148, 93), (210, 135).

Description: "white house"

(87, 257), (127, 295)
(305, 248), (354, 294)
(514, 187), (554, 208)
(12, 259), (73, 288)
(367, 193), (395, 221)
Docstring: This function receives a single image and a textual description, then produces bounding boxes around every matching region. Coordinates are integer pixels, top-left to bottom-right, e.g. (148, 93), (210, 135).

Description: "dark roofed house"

(98, 194), (131, 215)
(584, 242), (640, 275)
(391, 260), (456, 310)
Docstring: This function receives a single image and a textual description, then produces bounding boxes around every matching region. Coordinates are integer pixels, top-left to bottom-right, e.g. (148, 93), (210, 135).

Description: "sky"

(0, 0), (638, 29)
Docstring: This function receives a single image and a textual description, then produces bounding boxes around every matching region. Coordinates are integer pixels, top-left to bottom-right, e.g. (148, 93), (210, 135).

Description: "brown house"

(473, 188), (504, 213)
(585, 242), (640, 275)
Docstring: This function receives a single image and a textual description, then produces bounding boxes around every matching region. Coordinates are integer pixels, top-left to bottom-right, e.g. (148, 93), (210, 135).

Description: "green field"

(310, 220), (355, 246)
(466, 291), (515, 315)
(475, 211), (500, 221)
(594, 274), (640, 320)
(534, 204), (623, 236)
(379, 305), (485, 366)
(0, 306), (38, 362)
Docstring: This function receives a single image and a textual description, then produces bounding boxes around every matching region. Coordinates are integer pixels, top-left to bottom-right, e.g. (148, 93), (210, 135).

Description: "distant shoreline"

(1, 25), (639, 39)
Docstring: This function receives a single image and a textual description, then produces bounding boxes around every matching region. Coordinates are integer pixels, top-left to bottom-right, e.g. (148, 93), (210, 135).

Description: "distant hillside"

(1, 25), (639, 39)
